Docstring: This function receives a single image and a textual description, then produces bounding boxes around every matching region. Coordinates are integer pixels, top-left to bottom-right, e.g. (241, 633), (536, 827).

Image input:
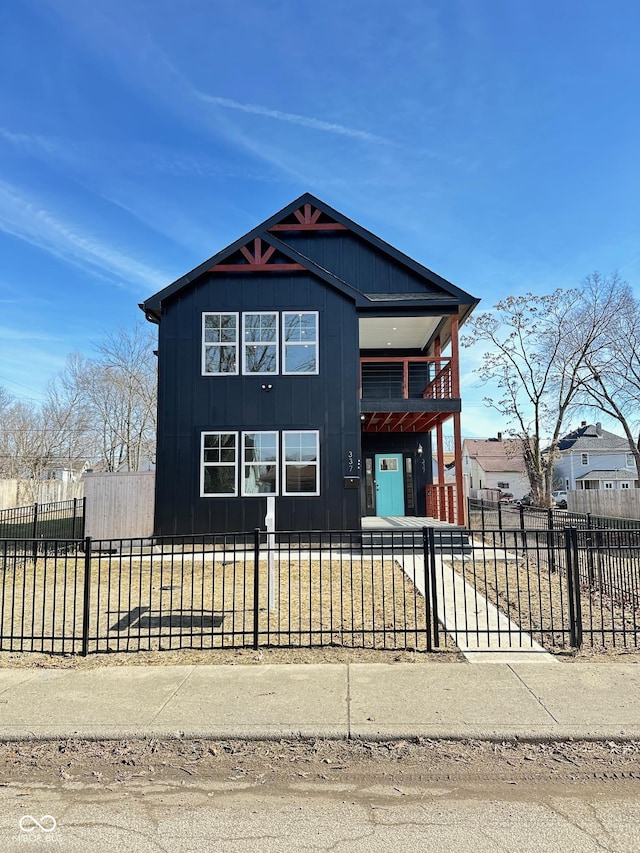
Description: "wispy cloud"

(0, 180), (169, 291)
(0, 127), (60, 156)
(197, 94), (395, 145)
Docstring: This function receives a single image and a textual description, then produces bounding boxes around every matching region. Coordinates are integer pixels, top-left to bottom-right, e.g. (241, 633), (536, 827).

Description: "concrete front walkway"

(400, 554), (557, 664)
(0, 662), (639, 742)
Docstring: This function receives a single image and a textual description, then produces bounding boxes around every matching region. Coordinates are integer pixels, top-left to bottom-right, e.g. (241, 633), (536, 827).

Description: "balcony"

(360, 356), (459, 432)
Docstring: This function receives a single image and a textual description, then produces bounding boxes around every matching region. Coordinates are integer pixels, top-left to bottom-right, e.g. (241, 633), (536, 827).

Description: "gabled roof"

(557, 423), (632, 453)
(141, 193), (478, 322)
(575, 469), (636, 481)
(463, 438), (527, 473)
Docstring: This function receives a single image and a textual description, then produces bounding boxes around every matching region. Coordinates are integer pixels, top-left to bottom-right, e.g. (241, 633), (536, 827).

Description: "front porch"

(361, 515), (461, 530)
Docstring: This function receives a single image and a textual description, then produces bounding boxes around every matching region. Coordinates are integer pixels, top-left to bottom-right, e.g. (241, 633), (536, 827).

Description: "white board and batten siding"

(83, 472), (155, 540)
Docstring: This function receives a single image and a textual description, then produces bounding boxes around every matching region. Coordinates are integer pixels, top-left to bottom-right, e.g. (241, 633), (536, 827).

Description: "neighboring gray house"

(554, 422), (638, 491)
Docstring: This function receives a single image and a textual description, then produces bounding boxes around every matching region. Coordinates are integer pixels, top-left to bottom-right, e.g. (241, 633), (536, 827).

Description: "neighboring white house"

(554, 422), (639, 491)
(462, 435), (529, 499)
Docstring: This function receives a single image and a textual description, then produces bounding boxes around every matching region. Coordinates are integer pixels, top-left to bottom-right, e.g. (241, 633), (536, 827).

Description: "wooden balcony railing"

(360, 357), (454, 401)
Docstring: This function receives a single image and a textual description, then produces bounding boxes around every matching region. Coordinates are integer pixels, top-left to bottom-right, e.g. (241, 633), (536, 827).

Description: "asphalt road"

(1, 738), (639, 852)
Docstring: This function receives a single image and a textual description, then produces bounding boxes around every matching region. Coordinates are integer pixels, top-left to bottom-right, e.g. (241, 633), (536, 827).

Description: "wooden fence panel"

(83, 472), (155, 539)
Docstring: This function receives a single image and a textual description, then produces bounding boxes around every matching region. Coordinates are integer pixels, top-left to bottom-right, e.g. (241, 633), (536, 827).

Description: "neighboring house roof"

(575, 469), (637, 481)
(140, 193), (479, 342)
(557, 422), (632, 452)
(441, 452), (456, 467)
(463, 438), (527, 473)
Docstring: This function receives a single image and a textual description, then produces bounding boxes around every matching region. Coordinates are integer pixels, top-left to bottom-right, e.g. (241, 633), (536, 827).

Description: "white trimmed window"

(283, 431), (320, 495)
(621, 481), (631, 489)
(627, 453), (634, 468)
(581, 453), (589, 465)
(243, 312), (278, 374)
(202, 313), (238, 375)
(282, 312), (318, 374)
(242, 431), (278, 495)
(201, 432), (237, 496)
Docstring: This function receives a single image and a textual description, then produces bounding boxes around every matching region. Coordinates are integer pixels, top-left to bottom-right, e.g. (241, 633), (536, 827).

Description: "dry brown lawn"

(457, 538), (640, 654)
(0, 548), (452, 660)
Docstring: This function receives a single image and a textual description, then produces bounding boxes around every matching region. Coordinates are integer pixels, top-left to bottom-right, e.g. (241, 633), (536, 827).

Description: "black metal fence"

(468, 496), (640, 533)
(0, 525), (638, 655)
(0, 498), (85, 541)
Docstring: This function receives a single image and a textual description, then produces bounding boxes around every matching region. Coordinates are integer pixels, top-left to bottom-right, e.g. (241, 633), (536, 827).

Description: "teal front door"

(375, 453), (405, 516)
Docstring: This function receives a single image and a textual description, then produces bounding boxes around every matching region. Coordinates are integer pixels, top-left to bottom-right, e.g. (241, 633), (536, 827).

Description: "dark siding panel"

(154, 271), (361, 534)
(284, 233), (445, 297)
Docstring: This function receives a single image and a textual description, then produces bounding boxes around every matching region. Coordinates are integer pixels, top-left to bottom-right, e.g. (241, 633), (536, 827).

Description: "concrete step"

(361, 528), (471, 554)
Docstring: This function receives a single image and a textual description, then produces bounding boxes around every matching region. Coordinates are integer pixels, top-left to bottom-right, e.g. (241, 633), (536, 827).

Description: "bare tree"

(57, 324), (157, 471)
(463, 288), (617, 505)
(0, 387), (16, 478)
(573, 272), (640, 477)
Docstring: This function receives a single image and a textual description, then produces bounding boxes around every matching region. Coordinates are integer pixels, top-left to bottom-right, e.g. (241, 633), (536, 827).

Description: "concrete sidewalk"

(0, 662), (639, 742)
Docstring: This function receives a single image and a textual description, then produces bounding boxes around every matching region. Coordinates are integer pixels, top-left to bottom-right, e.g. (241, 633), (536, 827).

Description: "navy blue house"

(141, 194), (478, 535)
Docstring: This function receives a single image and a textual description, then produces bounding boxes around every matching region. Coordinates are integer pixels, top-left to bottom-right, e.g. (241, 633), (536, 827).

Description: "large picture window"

(243, 312), (278, 374)
(242, 432), (278, 495)
(283, 431), (319, 495)
(202, 313), (238, 375)
(200, 430), (320, 497)
(282, 312), (318, 374)
(201, 432), (237, 496)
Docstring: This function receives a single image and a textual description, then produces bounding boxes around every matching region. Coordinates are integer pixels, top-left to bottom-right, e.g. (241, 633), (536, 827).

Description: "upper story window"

(627, 453), (634, 468)
(283, 312), (318, 374)
(202, 313), (238, 375)
(581, 453), (589, 465)
(243, 313), (278, 374)
(203, 311), (318, 376)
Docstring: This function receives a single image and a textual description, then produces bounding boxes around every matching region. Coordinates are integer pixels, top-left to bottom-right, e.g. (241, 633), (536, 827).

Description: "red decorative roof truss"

(268, 202), (348, 232)
(210, 237), (305, 273)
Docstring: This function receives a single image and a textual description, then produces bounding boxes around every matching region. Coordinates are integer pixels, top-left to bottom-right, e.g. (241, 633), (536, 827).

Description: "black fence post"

(480, 499), (485, 529)
(564, 527), (577, 647)
(564, 527), (583, 649)
(81, 536), (92, 656)
(586, 512), (595, 586)
(253, 528), (261, 651)
(570, 526), (583, 648)
(423, 526), (439, 649)
(547, 508), (556, 573)
(71, 498), (78, 540)
(421, 527), (434, 652)
(498, 500), (503, 532)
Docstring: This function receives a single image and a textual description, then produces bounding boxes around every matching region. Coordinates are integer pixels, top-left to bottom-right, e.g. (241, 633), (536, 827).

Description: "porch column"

(450, 316), (466, 525)
(433, 338), (445, 486)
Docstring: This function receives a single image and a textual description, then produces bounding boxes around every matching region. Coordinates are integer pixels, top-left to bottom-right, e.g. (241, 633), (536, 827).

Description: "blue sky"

(1, 0), (639, 438)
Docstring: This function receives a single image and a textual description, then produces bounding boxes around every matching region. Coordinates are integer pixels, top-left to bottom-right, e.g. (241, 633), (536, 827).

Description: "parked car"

(517, 493), (534, 506)
(552, 490), (568, 509)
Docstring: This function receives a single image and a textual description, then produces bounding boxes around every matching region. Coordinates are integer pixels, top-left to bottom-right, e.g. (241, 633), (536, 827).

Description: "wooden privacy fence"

(83, 471), (155, 539)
